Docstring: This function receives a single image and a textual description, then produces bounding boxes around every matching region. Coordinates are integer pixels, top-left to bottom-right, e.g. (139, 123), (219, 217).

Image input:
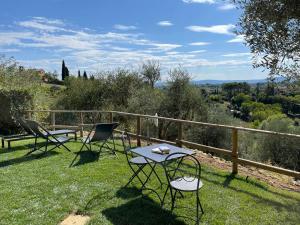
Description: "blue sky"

(0, 0), (267, 80)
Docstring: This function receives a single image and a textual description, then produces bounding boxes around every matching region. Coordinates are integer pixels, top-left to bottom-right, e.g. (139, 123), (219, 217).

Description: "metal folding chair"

(121, 131), (163, 188)
(162, 152), (204, 225)
(24, 119), (72, 155)
(78, 122), (119, 155)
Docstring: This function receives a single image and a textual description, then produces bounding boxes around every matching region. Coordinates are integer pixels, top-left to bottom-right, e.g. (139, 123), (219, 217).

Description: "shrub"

(254, 115), (300, 170)
(241, 101), (283, 122)
(0, 90), (32, 135)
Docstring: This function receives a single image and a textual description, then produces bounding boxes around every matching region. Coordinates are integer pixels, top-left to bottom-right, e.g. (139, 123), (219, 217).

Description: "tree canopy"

(234, 0), (300, 79)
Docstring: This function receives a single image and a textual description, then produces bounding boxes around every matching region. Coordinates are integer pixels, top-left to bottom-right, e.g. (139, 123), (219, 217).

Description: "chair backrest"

(162, 152), (201, 189)
(121, 130), (132, 152)
(16, 117), (36, 135)
(89, 122), (119, 142)
(25, 119), (48, 139)
(121, 130), (133, 162)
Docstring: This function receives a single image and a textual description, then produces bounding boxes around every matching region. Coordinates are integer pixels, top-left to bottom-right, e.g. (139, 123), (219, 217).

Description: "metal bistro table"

(130, 143), (195, 205)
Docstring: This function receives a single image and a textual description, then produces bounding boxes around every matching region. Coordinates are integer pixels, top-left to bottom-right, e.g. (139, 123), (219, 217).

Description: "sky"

(0, 0), (267, 80)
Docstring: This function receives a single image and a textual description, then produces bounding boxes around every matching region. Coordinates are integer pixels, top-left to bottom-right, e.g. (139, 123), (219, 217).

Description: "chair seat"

(170, 176), (203, 192)
(50, 136), (71, 143)
(82, 137), (92, 143)
(130, 156), (151, 165)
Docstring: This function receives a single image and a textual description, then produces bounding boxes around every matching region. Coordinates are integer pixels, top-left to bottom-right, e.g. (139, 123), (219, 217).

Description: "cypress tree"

(61, 60), (66, 80)
(65, 66), (69, 78)
(78, 70), (81, 78)
(83, 71), (88, 79)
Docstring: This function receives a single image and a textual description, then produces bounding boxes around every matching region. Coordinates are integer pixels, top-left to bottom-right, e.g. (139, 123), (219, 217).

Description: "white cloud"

(189, 42), (211, 46)
(157, 21), (173, 26)
(114, 24), (137, 31)
(189, 50), (207, 54)
(227, 35), (245, 43)
(222, 52), (252, 57)
(151, 43), (182, 51)
(182, 0), (215, 4)
(18, 17), (66, 32)
(218, 3), (236, 10)
(0, 48), (20, 53)
(0, 32), (33, 45)
(0, 17), (253, 78)
(186, 24), (235, 35)
(165, 51), (181, 55)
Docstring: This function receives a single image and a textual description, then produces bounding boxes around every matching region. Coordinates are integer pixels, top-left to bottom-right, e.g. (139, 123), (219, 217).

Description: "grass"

(0, 138), (299, 225)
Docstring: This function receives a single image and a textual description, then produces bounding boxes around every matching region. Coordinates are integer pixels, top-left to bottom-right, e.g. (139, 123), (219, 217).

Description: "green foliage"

(160, 67), (206, 120)
(186, 104), (247, 150)
(222, 82), (251, 100)
(158, 68), (207, 139)
(241, 101), (283, 121)
(56, 69), (143, 111)
(209, 94), (223, 103)
(258, 94), (300, 114)
(0, 56), (55, 133)
(141, 60), (161, 88)
(233, 0), (300, 79)
(57, 77), (106, 110)
(255, 114), (300, 170)
(0, 90), (32, 135)
(232, 93), (252, 108)
(128, 86), (163, 115)
(83, 70), (88, 79)
(61, 60), (69, 80)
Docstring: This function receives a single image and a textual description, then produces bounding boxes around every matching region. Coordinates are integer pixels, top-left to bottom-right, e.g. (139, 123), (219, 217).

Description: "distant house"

(26, 68), (48, 82)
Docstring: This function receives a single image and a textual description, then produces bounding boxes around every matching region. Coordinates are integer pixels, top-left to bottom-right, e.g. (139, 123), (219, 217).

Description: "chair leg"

(112, 135), (117, 157)
(196, 192), (199, 225)
(125, 164), (146, 187)
(151, 165), (163, 186)
(170, 188), (176, 211)
(44, 139), (48, 152)
(141, 163), (158, 189)
(26, 137), (39, 155)
(161, 185), (170, 207)
(198, 194), (204, 214)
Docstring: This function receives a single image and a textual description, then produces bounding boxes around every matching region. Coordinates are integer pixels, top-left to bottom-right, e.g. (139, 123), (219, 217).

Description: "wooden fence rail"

(26, 109), (300, 179)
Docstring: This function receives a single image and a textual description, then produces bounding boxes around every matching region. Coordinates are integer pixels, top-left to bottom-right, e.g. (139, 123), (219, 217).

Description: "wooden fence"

(26, 109), (300, 179)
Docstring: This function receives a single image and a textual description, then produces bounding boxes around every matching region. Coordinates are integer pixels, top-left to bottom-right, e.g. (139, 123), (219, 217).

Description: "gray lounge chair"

(78, 122), (119, 155)
(24, 119), (76, 155)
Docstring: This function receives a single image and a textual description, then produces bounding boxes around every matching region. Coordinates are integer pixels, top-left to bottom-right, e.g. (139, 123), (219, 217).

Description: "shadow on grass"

(0, 151), (59, 168)
(0, 143), (36, 154)
(223, 173), (236, 188)
(201, 171), (300, 217)
(69, 150), (100, 167)
(102, 196), (186, 225)
(202, 167), (300, 202)
(116, 186), (142, 199)
(84, 190), (114, 211)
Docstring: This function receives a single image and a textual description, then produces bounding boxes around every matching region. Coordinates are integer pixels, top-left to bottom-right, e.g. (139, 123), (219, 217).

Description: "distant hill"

(157, 77), (284, 87)
(191, 79), (268, 85)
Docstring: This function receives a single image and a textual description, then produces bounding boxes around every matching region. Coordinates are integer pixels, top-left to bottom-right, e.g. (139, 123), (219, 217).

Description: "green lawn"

(0, 138), (299, 225)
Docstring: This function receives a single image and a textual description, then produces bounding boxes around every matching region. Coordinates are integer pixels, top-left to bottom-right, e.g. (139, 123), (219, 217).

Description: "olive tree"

(233, 0), (300, 79)
(141, 60), (161, 88)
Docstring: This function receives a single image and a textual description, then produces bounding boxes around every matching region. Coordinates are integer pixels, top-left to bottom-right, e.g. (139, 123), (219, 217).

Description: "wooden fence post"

(80, 112), (84, 137)
(136, 116), (141, 146)
(177, 122), (183, 147)
(109, 112), (113, 123)
(232, 128), (238, 174)
(51, 111), (56, 130)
